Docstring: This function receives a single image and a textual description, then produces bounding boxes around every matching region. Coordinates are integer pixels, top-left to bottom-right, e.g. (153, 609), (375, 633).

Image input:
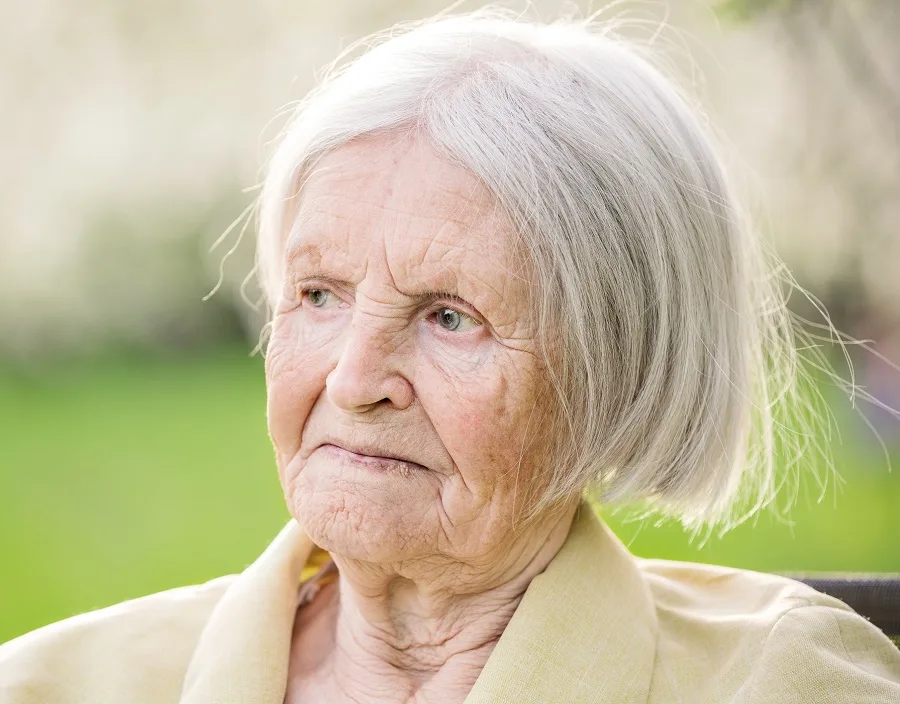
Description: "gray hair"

(255, 8), (820, 531)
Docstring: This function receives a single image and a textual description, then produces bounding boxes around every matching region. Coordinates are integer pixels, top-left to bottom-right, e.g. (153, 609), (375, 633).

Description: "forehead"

(285, 134), (530, 304)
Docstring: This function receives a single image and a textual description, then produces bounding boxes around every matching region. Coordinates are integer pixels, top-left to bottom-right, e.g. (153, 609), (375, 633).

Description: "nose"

(326, 321), (414, 413)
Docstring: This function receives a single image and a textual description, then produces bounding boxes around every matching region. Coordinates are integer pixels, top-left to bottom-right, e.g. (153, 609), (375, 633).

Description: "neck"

(291, 502), (577, 704)
(328, 574), (521, 703)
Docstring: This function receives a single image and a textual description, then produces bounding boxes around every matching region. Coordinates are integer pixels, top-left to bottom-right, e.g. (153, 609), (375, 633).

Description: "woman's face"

(265, 134), (555, 565)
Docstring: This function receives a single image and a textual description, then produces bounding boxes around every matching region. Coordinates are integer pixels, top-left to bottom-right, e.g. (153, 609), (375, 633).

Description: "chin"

(283, 456), (441, 562)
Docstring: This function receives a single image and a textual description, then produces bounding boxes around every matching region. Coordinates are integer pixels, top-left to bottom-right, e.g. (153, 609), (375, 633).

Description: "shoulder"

(639, 559), (900, 703)
(0, 575), (236, 704)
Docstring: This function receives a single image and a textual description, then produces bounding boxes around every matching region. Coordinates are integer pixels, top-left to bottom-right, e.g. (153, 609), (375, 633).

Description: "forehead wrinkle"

(384, 243), (531, 334)
(283, 204), (317, 261)
(390, 182), (516, 266)
(281, 155), (363, 249)
(283, 139), (404, 256)
(285, 136), (496, 262)
(282, 136), (536, 334)
(284, 229), (352, 282)
(372, 197), (533, 332)
(394, 192), (529, 304)
(284, 192), (369, 259)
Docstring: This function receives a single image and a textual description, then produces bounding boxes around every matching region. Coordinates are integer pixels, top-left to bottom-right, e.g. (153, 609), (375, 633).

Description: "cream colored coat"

(2, 503), (899, 703)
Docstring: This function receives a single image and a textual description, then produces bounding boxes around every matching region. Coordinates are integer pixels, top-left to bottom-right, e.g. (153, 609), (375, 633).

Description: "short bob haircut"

(255, 8), (814, 531)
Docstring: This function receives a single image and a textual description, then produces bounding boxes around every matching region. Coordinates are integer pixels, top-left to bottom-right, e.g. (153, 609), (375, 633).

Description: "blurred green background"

(2, 0), (900, 644)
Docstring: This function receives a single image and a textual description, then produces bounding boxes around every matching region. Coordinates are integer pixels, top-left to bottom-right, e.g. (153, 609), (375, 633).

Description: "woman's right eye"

(304, 288), (338, 308)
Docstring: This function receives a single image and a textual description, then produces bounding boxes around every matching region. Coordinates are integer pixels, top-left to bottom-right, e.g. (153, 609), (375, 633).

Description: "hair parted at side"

(253, 6), (833, 532)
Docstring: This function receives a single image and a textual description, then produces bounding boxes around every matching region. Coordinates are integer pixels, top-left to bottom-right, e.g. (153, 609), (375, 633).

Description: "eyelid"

(297, 278), (354, 300)
(428, 294), (483, 325)
(294, 277), (483, 323)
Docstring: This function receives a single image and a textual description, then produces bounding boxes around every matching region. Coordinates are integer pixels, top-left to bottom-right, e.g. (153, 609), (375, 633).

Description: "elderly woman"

(2, 9), (899, 704)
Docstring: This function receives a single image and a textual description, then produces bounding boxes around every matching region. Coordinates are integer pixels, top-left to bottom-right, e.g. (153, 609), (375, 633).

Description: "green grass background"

(1, 346), (898, 644)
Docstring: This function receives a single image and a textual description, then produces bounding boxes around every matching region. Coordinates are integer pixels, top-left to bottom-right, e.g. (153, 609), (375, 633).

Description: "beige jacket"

(2, 503), (899, 703)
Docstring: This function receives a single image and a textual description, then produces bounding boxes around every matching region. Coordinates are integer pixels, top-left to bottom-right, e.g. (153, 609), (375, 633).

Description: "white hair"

(254, 7), (824, 531)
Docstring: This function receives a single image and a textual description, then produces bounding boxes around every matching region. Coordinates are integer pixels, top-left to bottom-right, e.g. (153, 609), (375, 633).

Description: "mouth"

(318, 442), (429, 474)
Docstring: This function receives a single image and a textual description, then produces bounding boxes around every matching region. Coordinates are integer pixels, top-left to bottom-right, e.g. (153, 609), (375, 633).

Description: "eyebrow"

(287, 263), (486, 317)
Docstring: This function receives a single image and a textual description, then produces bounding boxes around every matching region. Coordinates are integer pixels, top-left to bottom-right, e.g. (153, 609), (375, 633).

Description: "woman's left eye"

(434, 307), (480, 332)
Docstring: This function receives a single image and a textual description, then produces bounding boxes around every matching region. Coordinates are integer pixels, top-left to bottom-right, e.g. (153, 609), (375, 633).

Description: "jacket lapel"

(179, 519), (314, 704)
(464, 503), (658, 703)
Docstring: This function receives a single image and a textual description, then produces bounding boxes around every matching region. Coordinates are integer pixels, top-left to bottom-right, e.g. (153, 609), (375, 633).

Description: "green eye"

(306, 289), (331, 307)
(437, 308), (461, 330)
(436, 307), (479, 332)
(306, 288), (333, 308)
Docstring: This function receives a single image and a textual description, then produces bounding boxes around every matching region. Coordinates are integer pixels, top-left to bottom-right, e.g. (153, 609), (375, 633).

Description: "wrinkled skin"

(265, 133), (578, 704)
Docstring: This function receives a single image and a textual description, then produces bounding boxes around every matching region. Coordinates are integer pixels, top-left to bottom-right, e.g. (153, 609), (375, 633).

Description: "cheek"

(428, 355), (545, 495)
(265, 314), (333, 462)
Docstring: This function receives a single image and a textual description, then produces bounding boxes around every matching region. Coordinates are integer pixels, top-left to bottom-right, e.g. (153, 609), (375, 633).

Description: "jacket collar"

(179, 518), (314, 704)
(180, 502), (658, 704)
(464, 502), (658, 703)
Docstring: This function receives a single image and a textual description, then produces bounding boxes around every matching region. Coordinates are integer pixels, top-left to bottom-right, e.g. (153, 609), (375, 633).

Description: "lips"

(319, 441), (428, 472)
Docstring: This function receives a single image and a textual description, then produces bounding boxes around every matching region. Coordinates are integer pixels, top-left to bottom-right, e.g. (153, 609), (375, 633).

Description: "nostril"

(325, 345), (414, 412)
